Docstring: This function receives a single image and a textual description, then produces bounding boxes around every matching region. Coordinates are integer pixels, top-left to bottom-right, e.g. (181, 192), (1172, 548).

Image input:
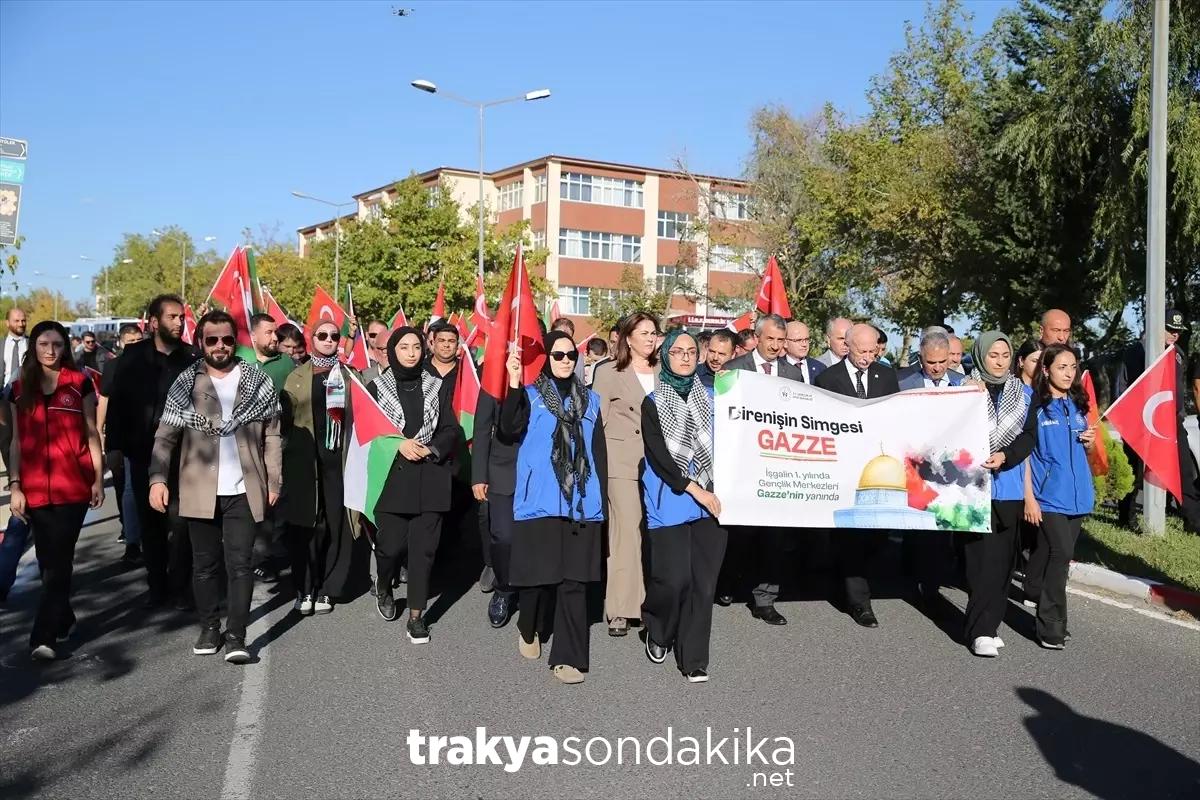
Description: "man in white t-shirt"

(149, 310), (282, 665)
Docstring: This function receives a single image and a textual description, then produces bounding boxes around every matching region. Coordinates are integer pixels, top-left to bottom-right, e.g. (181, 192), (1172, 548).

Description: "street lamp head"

(151, 229), (163, 236)
(203, 235), (217, 242)
(411, 79), (438, 94)
(290, 190), (311, 200)
(524, 89), (551, 101)
(70, 274), (80, 280)
(121, 258), (134, 264)
(79, 255), (92, 261)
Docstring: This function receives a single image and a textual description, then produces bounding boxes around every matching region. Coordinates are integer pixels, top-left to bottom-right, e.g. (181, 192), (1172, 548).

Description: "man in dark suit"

(898, 331), (963, 391)
(471, 390), (519, 627)
(814, 323), (901, 628)
(723, 314), (803, 625)
(783, 320), (826, 384)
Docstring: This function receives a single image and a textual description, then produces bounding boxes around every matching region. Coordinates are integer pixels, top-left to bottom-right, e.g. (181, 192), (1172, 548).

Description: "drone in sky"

(392, 6), (414, 15)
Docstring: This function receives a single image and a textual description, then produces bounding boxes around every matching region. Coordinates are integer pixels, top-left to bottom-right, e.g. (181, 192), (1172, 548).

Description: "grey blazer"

(724, 352), (805, 381)
(149, 370), (283, 523)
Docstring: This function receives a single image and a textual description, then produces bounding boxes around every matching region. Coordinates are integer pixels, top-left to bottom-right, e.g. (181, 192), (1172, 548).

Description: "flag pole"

(1143, 0), (1170, 535)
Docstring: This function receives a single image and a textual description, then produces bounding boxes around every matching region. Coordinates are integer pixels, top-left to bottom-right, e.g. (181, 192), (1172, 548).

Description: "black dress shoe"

(645, 636), (668, 664)
(376, 581), (398, 622)
(715, 593), (733, 607)
(488, 592), (513, 628)
(751, 605), (787, 625)
(850, 606), (879, 628)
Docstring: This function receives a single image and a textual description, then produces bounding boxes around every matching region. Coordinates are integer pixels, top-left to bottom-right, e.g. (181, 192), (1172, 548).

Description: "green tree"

(98, 228), (223, 315)
(0, 288), (89, 327)
(588, 266), (673, 333)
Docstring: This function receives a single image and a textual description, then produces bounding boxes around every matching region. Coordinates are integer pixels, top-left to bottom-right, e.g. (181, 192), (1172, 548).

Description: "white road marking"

(220, 583), (292, 800)
(1067, 586), (1200, 632)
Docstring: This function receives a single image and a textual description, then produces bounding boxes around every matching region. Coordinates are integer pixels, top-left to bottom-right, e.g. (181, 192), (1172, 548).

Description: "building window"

(559, 172), (644, 208)
(656, 264), (688, 293)
(366, 203), (384, 221)
(558, 285), (590, 316)
(558, 229), (642, 263)
(709, 244), (764, 273)
(592, 287), (631, 307)
(533, 174), (548, 203)
(657, 210), (692, 240)
(425, 186), (439, 208)
(498, 180), (523, 212)
(712, 190), (751, 220)
(531, 230), (547, 251)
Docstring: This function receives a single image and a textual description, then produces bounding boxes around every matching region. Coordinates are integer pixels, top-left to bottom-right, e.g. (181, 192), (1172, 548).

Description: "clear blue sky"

(0, 0), (1007, 306)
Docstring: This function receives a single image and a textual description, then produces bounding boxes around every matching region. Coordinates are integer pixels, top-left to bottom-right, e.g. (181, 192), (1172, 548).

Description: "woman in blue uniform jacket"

(639, 329), (725, 683)
(961, 331), (1038, 658)
(497, 331), (607, 685)
(1024, 343), (1096, 650)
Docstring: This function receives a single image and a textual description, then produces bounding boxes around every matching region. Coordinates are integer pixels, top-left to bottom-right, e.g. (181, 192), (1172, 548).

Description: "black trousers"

(750, 527), (798, 608)
(188, 494), (256, 638)
(289, 521), (329, 598)
(27, 503), (88, 648)
(253, 501), (286, 570)
(963, 501), (1021, 642)
(485, 491), (515, 592)
(517, 579), (588, 670)
(836, 531), (889, 610)
(375, 511), (441, 611)
(642, 518), (727, 672)
(128, 459), (173, 597)
(902, 530), (954, 596)
(1026, 512), (1084, 642)
(106, 450), (126, 531)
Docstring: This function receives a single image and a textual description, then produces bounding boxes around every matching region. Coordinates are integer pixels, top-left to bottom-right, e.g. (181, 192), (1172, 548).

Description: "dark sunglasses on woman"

(314, 331), (341, 342)
(549, 350), (579, 362)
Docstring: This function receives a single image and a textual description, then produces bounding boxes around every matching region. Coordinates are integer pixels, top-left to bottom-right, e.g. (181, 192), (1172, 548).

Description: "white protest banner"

(712, 370), (993, 532)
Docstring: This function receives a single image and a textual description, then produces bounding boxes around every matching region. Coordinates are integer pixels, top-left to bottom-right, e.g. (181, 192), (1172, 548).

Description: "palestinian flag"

(388, 304), (409, 333)
(344, 375), (404, 525)
(244, 246), (266, 313)
(429, 280), (446, 327)
(453, 348), (480, 447)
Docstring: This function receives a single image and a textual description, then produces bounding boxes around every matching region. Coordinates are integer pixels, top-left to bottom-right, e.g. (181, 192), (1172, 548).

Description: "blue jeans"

(122, 457), (142, 545)
(0, 514), (32, 597)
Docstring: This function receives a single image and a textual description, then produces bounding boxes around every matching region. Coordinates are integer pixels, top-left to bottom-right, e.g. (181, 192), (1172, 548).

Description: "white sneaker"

(31, 645), (57, 661)
(971, 636), (999, 657)
(1022, 599), (1037, 608)
(993, 637), (1005, 648)
(294, 595), (314, 615)
(313, 596), (333, 614)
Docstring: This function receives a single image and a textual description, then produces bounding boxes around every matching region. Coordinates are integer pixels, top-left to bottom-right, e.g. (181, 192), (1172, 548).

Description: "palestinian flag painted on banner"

(343, 375), (404, 525)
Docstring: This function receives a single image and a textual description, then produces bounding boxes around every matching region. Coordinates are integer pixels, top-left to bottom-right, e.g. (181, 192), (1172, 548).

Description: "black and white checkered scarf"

(654, 377), (714, 491)
(971, 370), (1029, 453)
(160, 360), (280, 436)
(373, 368), (441, 445)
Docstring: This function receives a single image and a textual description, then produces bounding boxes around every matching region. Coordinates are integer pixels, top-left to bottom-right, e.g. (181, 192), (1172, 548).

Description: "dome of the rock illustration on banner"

(833, 452), (939, 530)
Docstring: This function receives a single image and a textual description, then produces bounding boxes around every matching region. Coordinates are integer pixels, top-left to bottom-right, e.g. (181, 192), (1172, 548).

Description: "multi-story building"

(297, 154), (764, 334)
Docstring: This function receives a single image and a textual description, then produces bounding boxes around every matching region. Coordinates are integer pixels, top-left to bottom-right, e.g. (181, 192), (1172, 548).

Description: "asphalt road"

(2, 493), (1198, 800)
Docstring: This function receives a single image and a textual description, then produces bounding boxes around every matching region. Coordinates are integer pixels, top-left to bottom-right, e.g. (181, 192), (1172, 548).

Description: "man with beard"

(362, 319), (390, 383)
(237, 314), (294, 391)
(426, 321), (460, 385)
(102, 294), (197, 607)
(150, 310), (282, 663)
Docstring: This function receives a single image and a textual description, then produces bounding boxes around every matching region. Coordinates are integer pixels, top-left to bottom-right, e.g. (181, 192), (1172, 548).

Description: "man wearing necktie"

(722, 314), (804, 625)
(814, 323), (901, 628)
(0, 307), (31, 602)
(898, 331), (963, 391)
(783, 320), (826, 385)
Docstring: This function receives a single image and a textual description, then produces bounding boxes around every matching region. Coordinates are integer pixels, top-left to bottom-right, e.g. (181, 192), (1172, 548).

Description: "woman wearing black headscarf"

(369, 327), (458, 645)
(497, 331), (607, 685)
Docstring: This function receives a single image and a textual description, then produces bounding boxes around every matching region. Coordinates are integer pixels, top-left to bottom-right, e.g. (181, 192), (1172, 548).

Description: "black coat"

(100, 338), (197, 462)
(369, 376), (459, 515)
(470, 392), (517, 496)
(813, 358), (901, 399)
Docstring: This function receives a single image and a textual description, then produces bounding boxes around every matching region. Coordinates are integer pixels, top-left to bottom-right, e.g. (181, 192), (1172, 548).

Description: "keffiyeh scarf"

(374, 368), (442, 445)
(161, 361), (281, 436)
(971, 370), (1029, 453)
(533, 372), (592, 512)
(655, 376), (715, 491)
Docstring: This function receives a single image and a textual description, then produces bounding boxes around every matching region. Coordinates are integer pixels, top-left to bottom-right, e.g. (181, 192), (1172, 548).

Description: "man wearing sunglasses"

(150, 310), (282, 664)
(236, 314), (294, 391)
(362, 320), (390, 383)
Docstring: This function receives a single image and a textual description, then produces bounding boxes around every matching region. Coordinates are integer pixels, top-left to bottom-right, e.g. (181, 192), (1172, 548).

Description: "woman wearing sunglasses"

(368, 327), (458, 645)
(498, 331), (607, 685)
(639, 330), (725, 683)
(5, 320), (105, 661)
(281, 321), (368, 617)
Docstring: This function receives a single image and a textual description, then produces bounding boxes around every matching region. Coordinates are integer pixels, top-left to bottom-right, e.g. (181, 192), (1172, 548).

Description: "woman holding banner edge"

(961, 331), (1038, 657)
(639, 330), (726, 683)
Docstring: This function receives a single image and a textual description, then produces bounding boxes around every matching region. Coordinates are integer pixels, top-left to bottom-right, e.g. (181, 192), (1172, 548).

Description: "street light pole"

(291, 192), (353, 296)
(411, 80), (551, 278)
(1143, 0), (1170, 536)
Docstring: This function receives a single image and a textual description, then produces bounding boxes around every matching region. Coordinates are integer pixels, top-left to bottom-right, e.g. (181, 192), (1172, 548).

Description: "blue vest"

(641, 387), (713, 530)
(992, 384), (1032, 502)
(512, 385), (605, 523)
(1030, 396), (1095, 516)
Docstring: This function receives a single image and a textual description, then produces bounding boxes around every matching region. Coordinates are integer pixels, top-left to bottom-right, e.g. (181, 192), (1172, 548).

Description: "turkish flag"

(208, 247), (254, 347)
(728, 311), (755, 333)
(754, 256), (791, 319)
(305, 285), (348, 339)
(480, 244), (545, 400)
(181, 303), (197, 346)
(1104, 346), (1181, 501)
(429, 280), (446, 328)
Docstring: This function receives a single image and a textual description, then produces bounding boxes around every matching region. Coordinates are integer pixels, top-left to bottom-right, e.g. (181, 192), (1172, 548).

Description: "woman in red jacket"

(6, 320), (104, 660)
